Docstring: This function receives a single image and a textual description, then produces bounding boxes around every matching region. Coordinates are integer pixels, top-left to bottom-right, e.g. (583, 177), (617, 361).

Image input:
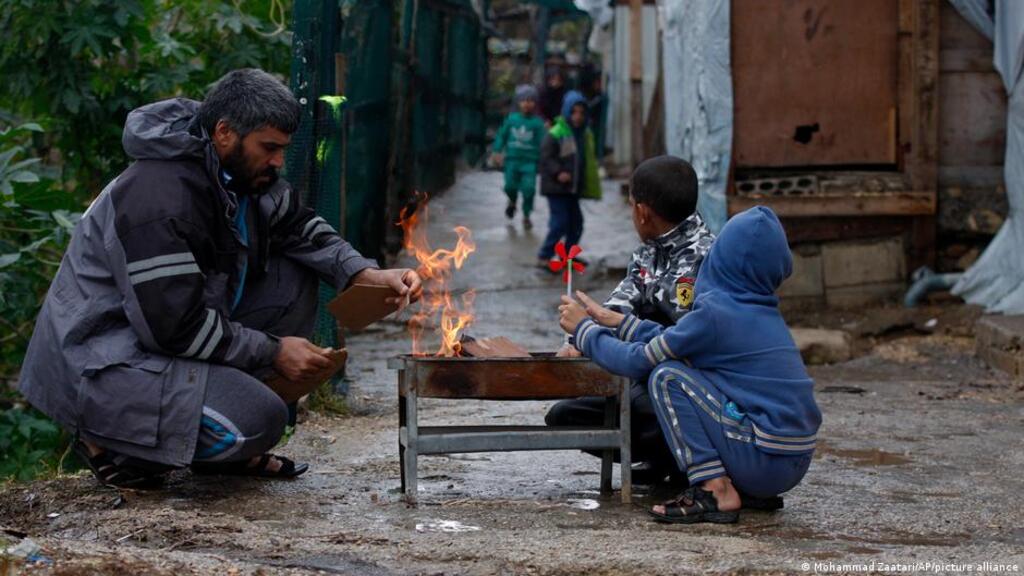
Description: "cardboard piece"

(265, 348), (348, 403)
(460, 336), (531, 358)
(327, 284), (402, 331)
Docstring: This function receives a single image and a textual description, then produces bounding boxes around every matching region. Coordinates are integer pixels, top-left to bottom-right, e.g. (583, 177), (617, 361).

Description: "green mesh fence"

(286, 0), (488, 394)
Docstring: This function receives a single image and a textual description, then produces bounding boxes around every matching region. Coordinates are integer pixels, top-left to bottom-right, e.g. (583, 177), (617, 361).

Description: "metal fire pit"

(387, 353), (632, 504)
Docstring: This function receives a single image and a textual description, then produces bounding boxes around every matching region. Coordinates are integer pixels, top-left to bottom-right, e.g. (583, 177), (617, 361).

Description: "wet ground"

(3, 171), (1024, 575)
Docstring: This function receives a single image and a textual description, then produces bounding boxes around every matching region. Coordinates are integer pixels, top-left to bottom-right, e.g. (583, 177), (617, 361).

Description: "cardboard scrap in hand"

(327, 284), (402, 331)
(461, 336), (530, 358)
(265, 348), (348, 403)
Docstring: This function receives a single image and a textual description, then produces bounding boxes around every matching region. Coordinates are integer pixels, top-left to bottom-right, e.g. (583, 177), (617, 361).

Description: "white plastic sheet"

(950, 0), (1024, 313)
(658, 0), (732, 233)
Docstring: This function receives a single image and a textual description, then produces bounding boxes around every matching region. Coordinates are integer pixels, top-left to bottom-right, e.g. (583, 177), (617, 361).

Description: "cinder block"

(975, 315), (1024, 380)
(790, 328), (852, 365)
(779, 246), (824, 298)
(822, 237), (906, 289)
(825, 282), (905, 308)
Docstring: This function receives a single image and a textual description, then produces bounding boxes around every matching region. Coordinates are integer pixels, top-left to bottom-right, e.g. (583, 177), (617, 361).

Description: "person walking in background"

(537, 90), (601, 270)
(580, 64), (608, 161)
(538, 68), (567, 126)
(491, 85), (545, 230)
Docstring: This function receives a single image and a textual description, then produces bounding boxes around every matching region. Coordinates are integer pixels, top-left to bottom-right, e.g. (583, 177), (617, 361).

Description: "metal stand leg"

(619, 378), (632, 503)
(600, 395), (615, 496)
(403, 384), (419, 505)
(398, 384), (407, 493)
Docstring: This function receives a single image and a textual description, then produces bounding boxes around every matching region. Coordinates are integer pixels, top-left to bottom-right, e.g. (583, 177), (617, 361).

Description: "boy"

(546, 156), (714, 484)
(537, 90), (601, 268)
(492, 85), (546, 229)
(560, 206), (822, 524)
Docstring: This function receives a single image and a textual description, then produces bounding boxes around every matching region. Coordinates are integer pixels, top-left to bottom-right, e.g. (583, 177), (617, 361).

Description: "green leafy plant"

(0, 0), (293, 196)
(0, 124), (77, 383)
(0, 406), (68, 482)
(0, 0), (298, 481)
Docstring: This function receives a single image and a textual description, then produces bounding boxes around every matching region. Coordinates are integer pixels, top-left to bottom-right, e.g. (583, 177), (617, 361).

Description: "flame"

(398, 193), (476, 357)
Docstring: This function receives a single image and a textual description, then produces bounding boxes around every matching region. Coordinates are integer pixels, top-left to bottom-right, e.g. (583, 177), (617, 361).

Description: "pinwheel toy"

(550, 242), (586, 343)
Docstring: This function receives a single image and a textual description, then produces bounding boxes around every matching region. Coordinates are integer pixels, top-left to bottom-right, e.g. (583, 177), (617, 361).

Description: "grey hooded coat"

(18, 98), (377, 466)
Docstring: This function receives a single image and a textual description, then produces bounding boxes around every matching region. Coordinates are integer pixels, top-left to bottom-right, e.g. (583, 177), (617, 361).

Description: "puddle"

(415, 519), (482, 533)
(816, 441), (911, 466)
(567, 499), (600, 511)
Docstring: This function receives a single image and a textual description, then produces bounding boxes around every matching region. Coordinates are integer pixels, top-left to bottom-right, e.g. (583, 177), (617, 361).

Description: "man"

(18, 69), (421, 488)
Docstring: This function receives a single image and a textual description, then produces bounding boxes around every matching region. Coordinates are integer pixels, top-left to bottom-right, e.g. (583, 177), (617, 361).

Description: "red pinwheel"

(549, 241), (585, 284)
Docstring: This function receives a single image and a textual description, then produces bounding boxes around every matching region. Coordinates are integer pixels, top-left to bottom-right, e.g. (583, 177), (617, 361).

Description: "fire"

(398, 193), (476, 357)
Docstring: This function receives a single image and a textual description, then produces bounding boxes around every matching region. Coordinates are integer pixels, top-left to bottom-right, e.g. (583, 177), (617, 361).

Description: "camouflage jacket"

(603, 212), (716, 326)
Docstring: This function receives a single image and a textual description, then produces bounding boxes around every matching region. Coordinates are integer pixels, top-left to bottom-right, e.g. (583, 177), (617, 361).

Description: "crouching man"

(18, 68), (421, 488)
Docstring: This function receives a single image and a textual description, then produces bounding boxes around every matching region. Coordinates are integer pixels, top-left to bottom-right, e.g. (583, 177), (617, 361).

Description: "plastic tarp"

(658, 0), (731, 233)
(950, 0), (1024, 313)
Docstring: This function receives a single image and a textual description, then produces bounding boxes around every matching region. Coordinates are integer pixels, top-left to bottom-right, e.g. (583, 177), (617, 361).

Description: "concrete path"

(3, 170), (1023, 575)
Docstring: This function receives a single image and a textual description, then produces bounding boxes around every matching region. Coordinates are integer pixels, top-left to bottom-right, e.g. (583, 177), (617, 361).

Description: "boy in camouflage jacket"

(547, 156), (714, 483)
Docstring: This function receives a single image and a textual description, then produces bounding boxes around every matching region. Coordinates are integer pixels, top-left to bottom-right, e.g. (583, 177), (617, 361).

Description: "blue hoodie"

(574, 206), (821, 455)
(561, 89), (587, 125)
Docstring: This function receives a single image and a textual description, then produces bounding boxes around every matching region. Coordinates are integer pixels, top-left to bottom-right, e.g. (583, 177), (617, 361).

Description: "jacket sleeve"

(533, 120), (545, 151)
(268, 184), (379, 290)
(492, 117), (509, 153)
(604, 257), (640, 314)
(613, 313), (664, 344)
(117, 217), (279, 372)
(573, 319), (655, 380)
(540, 133), (563, 179)
(575, 304), (717, 379)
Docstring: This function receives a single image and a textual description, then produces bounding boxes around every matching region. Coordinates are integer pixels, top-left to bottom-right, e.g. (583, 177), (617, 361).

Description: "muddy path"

(3, 172), (1023, 575)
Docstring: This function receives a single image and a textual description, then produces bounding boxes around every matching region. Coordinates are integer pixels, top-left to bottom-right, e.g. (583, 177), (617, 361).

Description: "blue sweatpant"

(647, 361), (812, 498)
(538, 195), (584, 260)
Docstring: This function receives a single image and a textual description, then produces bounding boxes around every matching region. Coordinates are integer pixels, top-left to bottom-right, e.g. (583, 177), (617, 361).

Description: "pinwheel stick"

(564, 259), (574, 344)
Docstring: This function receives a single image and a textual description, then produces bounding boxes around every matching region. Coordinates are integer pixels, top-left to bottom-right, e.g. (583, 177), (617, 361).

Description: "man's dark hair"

(198, 68), (301, 138)
(630, 155), (699, 224)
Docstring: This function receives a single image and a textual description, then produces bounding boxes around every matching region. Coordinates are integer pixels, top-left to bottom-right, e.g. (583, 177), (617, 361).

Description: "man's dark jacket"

(18, 98), (377, 465)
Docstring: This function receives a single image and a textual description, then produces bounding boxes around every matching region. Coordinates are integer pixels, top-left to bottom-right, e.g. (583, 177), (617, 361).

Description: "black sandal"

(73, 441), (165, 490)
(648, 486), (740, 524)
(191, 454), (309, 479)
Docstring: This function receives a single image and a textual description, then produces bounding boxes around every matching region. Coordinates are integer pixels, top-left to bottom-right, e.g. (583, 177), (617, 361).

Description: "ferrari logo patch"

(676, 277), (695, 308)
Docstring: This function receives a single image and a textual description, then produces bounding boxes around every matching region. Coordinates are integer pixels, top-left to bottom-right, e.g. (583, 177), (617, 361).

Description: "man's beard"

(222, 142), (279, 194)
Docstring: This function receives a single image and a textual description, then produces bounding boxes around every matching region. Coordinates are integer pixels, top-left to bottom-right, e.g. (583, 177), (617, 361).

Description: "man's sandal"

(190, 454), (309, 479)
(648, 486), (740, 524)
(73, 441), (166, 490)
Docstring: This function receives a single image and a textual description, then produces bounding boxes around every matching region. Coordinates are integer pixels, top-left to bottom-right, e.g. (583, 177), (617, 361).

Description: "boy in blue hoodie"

(559, 206), (821, 524)
(537, 90), (601, 268)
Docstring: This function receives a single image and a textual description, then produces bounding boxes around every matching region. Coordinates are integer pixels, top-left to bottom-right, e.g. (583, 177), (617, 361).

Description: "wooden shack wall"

(936, 2), (1008, 272)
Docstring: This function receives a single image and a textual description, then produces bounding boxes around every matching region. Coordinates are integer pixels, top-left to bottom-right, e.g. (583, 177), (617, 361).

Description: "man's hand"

(273, 336), (333, 382)
(557, 172), (571, 184)
(575, 291), (625, 328)
(491, 152), (505, 168)
(352, 268), (423, 307)
(556, 342), (582, 358)
(559, 295), (589, 334)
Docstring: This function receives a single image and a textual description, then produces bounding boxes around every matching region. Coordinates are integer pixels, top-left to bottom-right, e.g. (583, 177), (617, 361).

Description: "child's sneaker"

(505, 201), (515, 219)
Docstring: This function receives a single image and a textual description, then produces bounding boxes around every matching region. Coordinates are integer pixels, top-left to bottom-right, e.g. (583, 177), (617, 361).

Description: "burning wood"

(459, 335), (530, 358)
(398, 193), (476, 357)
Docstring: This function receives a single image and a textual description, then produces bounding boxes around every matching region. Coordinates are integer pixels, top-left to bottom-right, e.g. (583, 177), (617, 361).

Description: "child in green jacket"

(492, 85), (546, 229)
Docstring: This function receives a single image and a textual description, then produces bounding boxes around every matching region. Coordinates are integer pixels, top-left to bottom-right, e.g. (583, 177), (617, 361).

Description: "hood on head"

(122, 98), (207, 161)
(560, 90), (587, 124)
(696, 206), (792, 303)
(514, 84), (539, 104)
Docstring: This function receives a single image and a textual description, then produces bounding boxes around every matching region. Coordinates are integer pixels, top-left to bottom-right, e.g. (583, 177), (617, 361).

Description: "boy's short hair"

(630, 155), (699, 224)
